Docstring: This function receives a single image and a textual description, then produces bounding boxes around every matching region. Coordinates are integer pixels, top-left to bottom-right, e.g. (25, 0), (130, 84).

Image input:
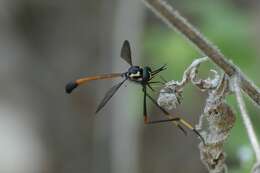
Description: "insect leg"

(159, 75), (167, 83)
(147, 82), (171, 94)
(142, 87), (187, 135)
(143, 85), (149, 124)
(148, 81), (165, 85)
(147, 83), (156, 92)
(146, 92), (205, 144)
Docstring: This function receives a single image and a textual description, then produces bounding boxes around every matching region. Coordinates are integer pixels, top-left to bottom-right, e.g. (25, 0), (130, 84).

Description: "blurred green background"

(0, 0), (259, 173)
(143, 1), (260, 173)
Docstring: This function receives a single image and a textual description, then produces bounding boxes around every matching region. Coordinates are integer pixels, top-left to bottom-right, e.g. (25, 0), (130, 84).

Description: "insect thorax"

(127, 66), (152, 83)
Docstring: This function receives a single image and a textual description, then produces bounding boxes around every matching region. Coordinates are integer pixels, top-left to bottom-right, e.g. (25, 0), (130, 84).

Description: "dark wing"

(95, 79), (127, 113)
(120, 40), (133, 66)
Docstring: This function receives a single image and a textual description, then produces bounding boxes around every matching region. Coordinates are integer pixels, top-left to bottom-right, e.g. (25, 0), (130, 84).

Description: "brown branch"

(142, 0), (260, 107)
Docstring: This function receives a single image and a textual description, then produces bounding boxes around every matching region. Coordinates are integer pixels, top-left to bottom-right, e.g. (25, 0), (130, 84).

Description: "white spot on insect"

(129, 71), (141, 78)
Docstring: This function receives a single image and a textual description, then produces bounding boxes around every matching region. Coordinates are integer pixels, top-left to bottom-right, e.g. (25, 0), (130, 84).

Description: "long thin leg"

(143, 85), (149, 124)
(159, 75), (167, 83)
(144, 84), (170, 123)
(146, 93), (169, 115)
(143, 86), (187, 135)
(147, 83), (155, 92)
(146, 92), (205, 144)
(151, 64), (167, 77)
(148, 81), (165, 85)
(145, 117), (188, 136)
(147, 82), (172, 94)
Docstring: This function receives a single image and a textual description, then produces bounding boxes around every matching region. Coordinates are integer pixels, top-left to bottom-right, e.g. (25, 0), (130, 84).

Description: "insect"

(65, 40), (204, 143)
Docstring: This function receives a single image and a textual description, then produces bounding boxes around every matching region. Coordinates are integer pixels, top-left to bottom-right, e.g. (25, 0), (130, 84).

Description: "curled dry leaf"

(157, 58), (236, 173)
(157, 57), (220, 110)
(198, 75), (236, 173)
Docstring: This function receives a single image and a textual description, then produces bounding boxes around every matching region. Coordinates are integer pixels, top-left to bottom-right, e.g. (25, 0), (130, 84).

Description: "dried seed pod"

(198, 75), (235, 173)
(157, 81), (183, 110)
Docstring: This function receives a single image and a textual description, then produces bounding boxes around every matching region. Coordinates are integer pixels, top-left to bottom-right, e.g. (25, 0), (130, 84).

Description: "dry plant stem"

(233, 76), (260, 162)
(142, 0), (260, 107)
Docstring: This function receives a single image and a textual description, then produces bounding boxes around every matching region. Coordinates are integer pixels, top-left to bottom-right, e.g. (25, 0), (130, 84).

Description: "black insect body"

(65, 40), (205, 143)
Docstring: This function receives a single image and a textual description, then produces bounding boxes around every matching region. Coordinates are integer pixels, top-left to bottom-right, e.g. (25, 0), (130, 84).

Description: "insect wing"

(120, 40), (133, 66)
(95, 79), (127, 113)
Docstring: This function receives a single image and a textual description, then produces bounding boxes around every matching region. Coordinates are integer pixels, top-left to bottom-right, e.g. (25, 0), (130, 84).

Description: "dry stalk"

(142, 0), (260, 107)
(233, 76), (260, 173)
